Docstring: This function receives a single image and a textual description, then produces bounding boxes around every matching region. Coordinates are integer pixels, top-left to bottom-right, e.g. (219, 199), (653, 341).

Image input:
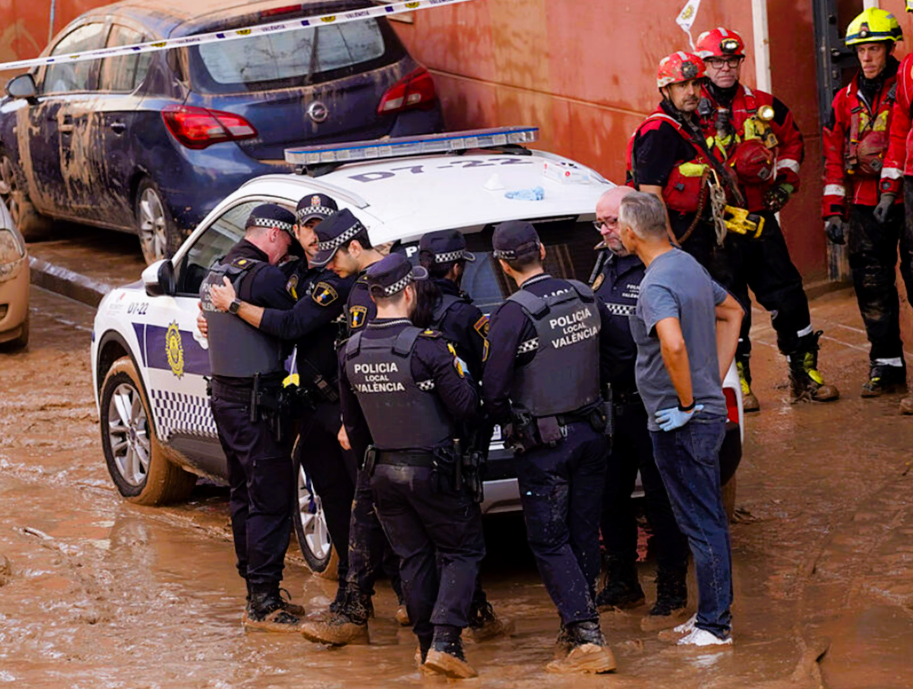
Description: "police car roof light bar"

(285, 126), (539, 174)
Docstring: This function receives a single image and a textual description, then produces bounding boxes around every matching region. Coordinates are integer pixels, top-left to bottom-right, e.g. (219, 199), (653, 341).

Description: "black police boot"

(423, 625), (477, 679)
(242, 584), (303, 633)
(861, 362), (907, 397)
(787, 331), (839, 403)
(737, 357), (760, 412)
(641, 566), (689, 631)
(467, 594), (514, 642)
(327, 582), (348, 615)
(545, 621), (616, 674)
(595, 557), (645, 612)
(300, 586), (370, 645)
(554, 623), (574, 660)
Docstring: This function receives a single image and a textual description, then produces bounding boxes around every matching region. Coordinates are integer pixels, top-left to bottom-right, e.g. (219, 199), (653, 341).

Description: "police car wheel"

(100, 357), (196, 505)
(291, 451), (339, 580)
(722, 474), (737, 522)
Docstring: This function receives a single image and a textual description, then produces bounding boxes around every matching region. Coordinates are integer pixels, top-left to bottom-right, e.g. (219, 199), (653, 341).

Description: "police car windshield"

(402, 217), (600, 315)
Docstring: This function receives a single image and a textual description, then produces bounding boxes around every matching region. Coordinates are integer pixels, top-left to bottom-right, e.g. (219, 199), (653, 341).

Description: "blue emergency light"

(284, 126), (539, 167)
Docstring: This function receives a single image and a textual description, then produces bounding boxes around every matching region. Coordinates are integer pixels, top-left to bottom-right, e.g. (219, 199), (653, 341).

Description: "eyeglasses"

(704, 57), (743, 69)
(592, 217), (618, 231)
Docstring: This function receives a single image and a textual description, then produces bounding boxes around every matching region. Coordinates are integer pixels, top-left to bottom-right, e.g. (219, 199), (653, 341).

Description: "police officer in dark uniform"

(339, 253), (485, 678)
(199, 204), (304, 632)
(590, 187), (691, 631)
(482, 221), (616, 674)
(204, 194), (359, 612)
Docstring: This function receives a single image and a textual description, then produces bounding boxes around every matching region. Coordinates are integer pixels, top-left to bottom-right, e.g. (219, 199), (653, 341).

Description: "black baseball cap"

(419, 229), (476, 264)
(492, 220), (541, 260)
(245, 204), (296, 239)
(311, 208), (369, 267)
(366, 253), (428, 298)
(296, 193), (338, 224)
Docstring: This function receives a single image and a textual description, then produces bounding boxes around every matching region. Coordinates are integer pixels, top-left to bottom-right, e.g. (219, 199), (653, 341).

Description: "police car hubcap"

(297, 466), (331, 561)
(108, 383), (151, 487)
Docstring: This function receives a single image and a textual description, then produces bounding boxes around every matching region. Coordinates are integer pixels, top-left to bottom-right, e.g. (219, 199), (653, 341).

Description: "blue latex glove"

(655, 404), (704, 432)
(505, 186), (544, 201)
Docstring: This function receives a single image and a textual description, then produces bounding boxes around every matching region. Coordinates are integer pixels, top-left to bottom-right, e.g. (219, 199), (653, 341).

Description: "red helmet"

(696, 28), (746, 59)
(731, 140), (775, 184)
(657, 52), (706, 88)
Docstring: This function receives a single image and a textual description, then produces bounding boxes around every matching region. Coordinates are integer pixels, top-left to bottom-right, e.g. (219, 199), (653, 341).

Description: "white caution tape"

(0, 0), (472, 73)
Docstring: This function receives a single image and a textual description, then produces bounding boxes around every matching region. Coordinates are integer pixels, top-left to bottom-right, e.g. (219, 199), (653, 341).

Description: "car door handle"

(109, 121), (126, 134)
(59, 114), (74, 133)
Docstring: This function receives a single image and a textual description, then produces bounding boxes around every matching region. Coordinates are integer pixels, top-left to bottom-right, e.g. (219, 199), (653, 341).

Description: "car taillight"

(724, 387), (740, 425)
(377, 67), (437, 115)
(162, 105), (257, 150)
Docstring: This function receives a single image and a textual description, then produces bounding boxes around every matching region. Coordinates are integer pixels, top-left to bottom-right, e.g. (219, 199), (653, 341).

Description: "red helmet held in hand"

(731, 139), (776, 185)
(657, 51), (706, 88)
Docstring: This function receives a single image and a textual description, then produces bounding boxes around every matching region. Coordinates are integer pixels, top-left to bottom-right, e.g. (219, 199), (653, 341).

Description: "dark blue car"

(0, 0), (443, 263)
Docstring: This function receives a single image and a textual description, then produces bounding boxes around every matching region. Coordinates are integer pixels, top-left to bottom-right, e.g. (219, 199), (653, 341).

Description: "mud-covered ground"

(2, 284), (913, 688)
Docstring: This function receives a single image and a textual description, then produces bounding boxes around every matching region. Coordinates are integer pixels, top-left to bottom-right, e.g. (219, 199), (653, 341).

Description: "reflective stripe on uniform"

(777, 159), (800, 174)
(823, 184), (847, 197)
(882, 167), (904, 179)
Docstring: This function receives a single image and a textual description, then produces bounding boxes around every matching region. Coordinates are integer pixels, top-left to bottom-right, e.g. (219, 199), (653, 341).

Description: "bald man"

(590, 187), (690, 631)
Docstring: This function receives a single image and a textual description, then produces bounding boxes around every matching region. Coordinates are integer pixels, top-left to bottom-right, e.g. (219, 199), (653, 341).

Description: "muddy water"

(1, 287), (913, 687)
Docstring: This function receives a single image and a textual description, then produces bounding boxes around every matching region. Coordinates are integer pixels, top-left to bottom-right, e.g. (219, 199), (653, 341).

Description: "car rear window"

(188, 19), (401, 94)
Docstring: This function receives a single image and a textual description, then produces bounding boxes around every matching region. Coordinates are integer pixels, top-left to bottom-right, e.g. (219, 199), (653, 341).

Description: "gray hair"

(618, 192), (668, 240)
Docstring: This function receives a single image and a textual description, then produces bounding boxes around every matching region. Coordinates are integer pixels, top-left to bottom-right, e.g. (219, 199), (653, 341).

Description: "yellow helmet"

(845, 8), (902, 46)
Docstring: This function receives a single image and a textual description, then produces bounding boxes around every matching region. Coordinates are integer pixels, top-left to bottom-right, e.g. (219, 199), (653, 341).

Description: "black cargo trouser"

(372, 459), (485, 648)
(600, 397), (689, 572)
(211, 383), (294, 587)
(294, 400), (358, 583)
(848, 199), (913, 362)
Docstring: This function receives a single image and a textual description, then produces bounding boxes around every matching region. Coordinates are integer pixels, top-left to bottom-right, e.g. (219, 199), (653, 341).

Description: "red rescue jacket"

(700, 83), (804, 212)
(881, 52), (913, 194)
(823, 65), (899, 217)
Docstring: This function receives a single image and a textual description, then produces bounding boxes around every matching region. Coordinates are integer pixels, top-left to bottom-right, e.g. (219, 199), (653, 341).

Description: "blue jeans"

(650, 418), (732, 639)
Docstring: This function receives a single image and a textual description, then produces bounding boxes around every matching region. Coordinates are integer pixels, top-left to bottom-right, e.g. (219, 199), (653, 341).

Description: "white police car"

(91, 127), (744, 575)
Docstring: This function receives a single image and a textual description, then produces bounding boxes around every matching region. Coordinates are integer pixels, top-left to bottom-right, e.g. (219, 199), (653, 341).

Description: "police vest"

(345, 327), (454, 450)
(200, 257), (285, 379)
(508, 281), (601, 417)
(431, 291), (466, 329)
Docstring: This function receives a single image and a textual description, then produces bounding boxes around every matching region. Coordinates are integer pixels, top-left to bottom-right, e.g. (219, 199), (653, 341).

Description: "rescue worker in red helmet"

(877, 2), (913, 416)
(825, 8), (912, 405)
(697, 27), (839, 408)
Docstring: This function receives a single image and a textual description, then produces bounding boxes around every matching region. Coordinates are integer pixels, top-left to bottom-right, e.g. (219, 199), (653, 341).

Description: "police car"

(91, 127), (744, 575)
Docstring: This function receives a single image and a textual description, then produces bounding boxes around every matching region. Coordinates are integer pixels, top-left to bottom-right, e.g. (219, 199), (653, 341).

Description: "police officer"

(482, 221), (616, 674)
(301, 208), (407, 644)
(590, 187), (691, 631)
(338, 252), (485, 678)
(203, 194), (359, 613)
(415, 229), (511, 642)
(826, 9), (910, 400)
(199, 204), (304, 632)
(696, 28), (839, 408)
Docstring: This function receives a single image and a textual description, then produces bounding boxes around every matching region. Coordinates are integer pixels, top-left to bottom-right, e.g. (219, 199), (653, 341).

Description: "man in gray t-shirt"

(619, 191), (743, 648)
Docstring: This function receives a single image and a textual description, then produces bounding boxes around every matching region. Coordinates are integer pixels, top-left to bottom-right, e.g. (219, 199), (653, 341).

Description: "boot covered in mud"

(595, 557), (645, 611)
(244, 579), (305, 615)
(641, 566), (688, 631)
(242, 584), (304, 633)
(901, 395), (913, 415)
(545, 620), (616, 674)
(786, 331), (839, 403)
(423, 625), (477, 679)
(554, 623), (574, 660)
(300, 586), (370, 645)
(467, 594), (514, 642)
(737, 358), (760, 412)
(861, 361), (907, 397)
(328, 582), (348, 615)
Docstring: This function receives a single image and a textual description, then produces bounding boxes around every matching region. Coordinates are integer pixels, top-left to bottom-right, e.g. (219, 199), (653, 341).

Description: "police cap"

(492, 220), (541, 260)
(311, 208), (369, 267)
(419, 229), (476, 264)
(366, 252), (428, 298)
(246, 204), (296, 239)
(296, 193), (338, 225)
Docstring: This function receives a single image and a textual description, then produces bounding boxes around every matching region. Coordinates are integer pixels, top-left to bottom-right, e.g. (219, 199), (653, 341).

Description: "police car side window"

(176, 201), (260, 296)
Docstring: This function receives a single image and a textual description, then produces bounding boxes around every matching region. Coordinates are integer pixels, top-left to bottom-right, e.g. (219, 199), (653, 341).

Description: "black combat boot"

(787, 331), (839, 403)
(641, 566), (688, 631)
(737, 357), (760, 412)
(595, 557), (645, 612)
(423, 625), (477, 679)
(545, 621), (616, 674)
(467, 594), (514, 641)
(861, 361), (907, 397)
(300, 586), (370, 645)
(242, 584), (303, 633)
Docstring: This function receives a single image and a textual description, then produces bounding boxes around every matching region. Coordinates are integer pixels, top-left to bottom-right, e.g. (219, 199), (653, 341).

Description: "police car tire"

(100, 357), (196, 506)
(291, 449), (339, 580)
(721, 475), (737, 523)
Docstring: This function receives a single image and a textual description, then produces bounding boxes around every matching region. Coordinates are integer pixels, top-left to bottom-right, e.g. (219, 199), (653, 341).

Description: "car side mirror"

(142, 259), (176, 297)
(6, 74), (38, 103)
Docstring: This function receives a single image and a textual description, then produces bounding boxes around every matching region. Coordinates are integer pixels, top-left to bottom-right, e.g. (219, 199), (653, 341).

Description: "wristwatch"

(229, 298), (241, 315)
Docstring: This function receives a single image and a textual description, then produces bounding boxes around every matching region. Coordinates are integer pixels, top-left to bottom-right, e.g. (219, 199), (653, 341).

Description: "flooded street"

(1, 286), (912, 687)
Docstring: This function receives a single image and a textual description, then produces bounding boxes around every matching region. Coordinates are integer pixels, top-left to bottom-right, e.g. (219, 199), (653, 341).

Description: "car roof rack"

(285, 126), (539, 177)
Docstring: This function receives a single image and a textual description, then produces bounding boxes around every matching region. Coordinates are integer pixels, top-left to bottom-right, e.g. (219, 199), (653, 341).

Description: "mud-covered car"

(0, 197), (29, 350)
(0, 0), (443, 264)
(90, 127), (743, 575)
